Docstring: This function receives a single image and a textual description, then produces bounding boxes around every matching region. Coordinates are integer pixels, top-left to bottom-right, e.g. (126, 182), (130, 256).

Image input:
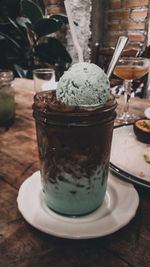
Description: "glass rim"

(33, 68), (54, 75)
(33, 93), (117, 115)
(0, 69), (14, 81)
(0, 69), (13, 74)
(118, 57), (150, 62)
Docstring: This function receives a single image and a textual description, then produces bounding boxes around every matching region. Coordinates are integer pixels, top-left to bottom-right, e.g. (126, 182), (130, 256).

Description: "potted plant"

(0, 0), (72, 79)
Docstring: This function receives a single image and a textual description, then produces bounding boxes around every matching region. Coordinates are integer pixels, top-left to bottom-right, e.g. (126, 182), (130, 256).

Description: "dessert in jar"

(33, 63), (117, 216)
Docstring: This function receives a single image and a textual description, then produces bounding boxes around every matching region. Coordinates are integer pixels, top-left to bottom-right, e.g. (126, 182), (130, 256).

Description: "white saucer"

(144, 107), (150, 119)
(17, 171), (139, 239)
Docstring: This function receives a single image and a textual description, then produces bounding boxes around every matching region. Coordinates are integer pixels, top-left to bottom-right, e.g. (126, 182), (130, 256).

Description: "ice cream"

(56, 62), (110, 107)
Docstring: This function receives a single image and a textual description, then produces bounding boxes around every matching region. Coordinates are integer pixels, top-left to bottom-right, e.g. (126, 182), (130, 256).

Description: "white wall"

(66, 0), (92, 64)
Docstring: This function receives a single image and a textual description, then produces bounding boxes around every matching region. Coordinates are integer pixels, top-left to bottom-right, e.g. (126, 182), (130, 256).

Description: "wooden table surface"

(0, 78), (150, 267)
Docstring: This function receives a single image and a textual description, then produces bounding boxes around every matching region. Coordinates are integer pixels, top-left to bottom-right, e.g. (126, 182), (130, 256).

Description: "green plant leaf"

(8, 17), (21, 30)
(35, 37), (72, 64)
(16, 16), (31, 28)
(37, 0), (45, 15)
(50, 14), (69, 24)
(34, 18), (62, 38)
(21, 0), (43, 24)
(8, 17), (28, 44)
(14, 63), (28, 78)
(0, 31), (23, 53)
(50, 14), (78, 26)
(4, 0), (18, 5)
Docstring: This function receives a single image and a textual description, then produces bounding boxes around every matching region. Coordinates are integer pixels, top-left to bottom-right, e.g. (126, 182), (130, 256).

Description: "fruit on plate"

(133, 119), (150, 143)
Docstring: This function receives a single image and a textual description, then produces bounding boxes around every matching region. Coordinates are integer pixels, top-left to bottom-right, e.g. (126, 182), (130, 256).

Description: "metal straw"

(106, 36), (128, 78)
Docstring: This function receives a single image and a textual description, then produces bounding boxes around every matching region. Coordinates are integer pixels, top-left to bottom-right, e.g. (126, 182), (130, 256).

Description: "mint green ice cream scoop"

(56, 62), (110, 107)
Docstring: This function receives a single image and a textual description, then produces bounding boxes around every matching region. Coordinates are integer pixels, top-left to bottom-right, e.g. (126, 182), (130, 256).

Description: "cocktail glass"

(113, 57), (149, 124)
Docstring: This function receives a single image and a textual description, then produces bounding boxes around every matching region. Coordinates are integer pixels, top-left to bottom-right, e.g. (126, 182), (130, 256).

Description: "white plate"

(144, 107), (150, 119)
(110, 124), (150, 188)
(17, 171), (139, 239)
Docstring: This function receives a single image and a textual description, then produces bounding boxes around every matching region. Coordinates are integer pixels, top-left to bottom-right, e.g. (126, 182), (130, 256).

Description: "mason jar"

(0, 70), (15, 126)
(33, 90), (117, 216)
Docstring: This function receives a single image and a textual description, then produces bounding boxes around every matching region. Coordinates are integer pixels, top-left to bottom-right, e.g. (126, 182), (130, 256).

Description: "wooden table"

(0, 78), (150, 267)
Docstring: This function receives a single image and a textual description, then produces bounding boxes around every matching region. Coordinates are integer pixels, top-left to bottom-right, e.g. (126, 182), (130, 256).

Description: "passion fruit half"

(133, 119), (150, 143)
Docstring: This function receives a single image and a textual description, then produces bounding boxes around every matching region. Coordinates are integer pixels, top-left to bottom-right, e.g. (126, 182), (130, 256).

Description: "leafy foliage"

(0, 0), (72, 78)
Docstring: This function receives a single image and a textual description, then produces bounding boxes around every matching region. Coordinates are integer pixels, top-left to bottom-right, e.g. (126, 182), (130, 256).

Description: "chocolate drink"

(33, 90), (117, 216)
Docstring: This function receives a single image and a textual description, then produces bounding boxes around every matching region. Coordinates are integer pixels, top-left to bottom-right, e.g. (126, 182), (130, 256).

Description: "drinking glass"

(33, 68), (56, 93)
(0, 70), (15, 126)
(113, 57), (150, 123)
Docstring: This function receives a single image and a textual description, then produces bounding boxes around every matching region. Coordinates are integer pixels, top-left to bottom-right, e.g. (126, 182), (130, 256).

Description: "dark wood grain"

(0, 78), (150, 267)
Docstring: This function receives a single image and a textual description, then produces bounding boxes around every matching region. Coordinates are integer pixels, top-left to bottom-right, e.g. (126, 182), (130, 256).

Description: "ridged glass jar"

(0, 70), (15, 126)
(33, 91), (117, 216)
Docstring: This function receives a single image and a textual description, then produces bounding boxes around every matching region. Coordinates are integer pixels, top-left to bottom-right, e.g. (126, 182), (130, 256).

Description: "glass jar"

(0, 70), (15, 126)
(33, 91), (117, 216)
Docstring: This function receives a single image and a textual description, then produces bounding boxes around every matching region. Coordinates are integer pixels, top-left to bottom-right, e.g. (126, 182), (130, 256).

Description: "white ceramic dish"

(17, 171), (139, 239)
(110, 124), (150, 188)
(144, 107), (150, 119)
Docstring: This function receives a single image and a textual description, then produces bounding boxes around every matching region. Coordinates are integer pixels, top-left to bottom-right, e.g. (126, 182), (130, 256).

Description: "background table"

(0, 78), (150, 266)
